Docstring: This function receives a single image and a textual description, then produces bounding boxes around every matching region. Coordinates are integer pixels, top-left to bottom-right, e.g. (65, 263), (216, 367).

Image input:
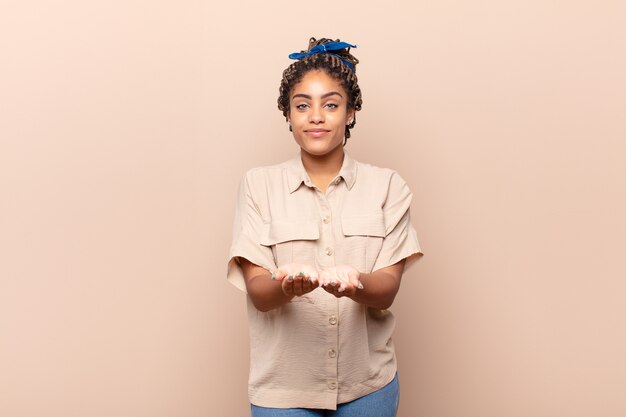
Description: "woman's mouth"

(305, 129), (330, 138)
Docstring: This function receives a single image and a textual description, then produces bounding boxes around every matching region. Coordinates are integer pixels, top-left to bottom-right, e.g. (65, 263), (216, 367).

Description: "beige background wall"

(1, 1), (625, 416)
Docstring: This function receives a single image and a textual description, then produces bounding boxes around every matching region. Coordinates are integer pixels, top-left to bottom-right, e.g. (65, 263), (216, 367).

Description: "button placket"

(317, 193), (339, 392)
(323, 297), (339, 394)
(317, 195), (335, 267)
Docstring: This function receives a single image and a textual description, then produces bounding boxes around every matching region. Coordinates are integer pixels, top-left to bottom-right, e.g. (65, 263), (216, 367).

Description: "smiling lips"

(305, 128), (331, 138)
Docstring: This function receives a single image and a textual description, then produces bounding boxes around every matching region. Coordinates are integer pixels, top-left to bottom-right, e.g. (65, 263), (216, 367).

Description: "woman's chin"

(299, 142), (343, 158)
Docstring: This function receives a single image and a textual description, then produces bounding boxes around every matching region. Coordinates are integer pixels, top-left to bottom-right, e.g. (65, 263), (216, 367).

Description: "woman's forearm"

(349, 260), (405, 309)
(240, 259), (294, 312)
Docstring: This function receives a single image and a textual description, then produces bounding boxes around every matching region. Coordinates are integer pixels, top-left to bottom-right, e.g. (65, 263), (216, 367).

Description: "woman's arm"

(350, 260), (405, 309)
(240, 258), (319, 312)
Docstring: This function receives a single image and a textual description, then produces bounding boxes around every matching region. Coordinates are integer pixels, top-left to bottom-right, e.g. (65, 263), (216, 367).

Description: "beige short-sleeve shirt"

(227, 153), (422, 410)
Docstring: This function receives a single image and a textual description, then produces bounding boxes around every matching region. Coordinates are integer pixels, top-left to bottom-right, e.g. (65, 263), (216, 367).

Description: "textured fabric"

(227, 152), (421, 410)
(250, 372), (399, 416)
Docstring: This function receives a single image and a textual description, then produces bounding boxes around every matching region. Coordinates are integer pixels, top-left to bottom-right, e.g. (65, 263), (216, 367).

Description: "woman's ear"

(346, 108), (355, 125)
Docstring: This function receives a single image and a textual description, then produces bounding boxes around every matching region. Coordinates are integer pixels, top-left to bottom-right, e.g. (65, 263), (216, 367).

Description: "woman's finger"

(292, 274), (304, 295)
(302, 266), (318, 284)
(319, 270), (330, 287)
(346, 269), (362, 289)
(337, 277), (347, 292)
(272, 269), (287, 281)
(281, 276), (294, 296)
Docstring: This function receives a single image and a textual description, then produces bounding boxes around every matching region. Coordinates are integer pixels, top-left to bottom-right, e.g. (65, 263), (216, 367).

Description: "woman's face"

(288, 70), (354, 159)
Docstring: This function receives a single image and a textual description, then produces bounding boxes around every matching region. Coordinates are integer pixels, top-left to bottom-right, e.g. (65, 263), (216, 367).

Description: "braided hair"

(278, 37), (363, 144)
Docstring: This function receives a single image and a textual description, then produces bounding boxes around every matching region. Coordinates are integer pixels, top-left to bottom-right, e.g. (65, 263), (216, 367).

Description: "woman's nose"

(309, 106), (324, 123)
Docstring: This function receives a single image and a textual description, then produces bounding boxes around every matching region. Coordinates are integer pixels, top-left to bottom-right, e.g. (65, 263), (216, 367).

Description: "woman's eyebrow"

(291, 91), (344, 100)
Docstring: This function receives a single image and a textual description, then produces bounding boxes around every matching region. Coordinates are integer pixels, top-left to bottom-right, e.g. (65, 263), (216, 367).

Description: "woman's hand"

(319, 265), (363, 298)
(272, 263), (320, 298)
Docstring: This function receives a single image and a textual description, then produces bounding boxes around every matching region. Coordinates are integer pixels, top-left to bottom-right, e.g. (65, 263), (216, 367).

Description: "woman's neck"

(301, 148), (344, 192)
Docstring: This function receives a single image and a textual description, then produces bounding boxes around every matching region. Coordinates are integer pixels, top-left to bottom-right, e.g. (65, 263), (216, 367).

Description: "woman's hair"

(278, 37), (363, 143)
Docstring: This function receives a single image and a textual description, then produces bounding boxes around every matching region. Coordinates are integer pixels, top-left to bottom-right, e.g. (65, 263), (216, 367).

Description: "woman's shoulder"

(238, 158), (302, 197)
(241, 159), (294, 180)
(353, 159), (409, 187)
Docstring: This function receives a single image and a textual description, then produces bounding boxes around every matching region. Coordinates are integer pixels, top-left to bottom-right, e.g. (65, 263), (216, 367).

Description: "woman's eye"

(295, 103), (309, 111)
(325, 103), (338, 109)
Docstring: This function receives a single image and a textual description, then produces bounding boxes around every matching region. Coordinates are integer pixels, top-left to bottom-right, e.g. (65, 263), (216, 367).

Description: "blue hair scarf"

(288, 41), (357, 71)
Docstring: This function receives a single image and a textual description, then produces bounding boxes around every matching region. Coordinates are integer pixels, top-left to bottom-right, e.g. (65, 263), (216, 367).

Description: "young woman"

(227, 37), (422, 417)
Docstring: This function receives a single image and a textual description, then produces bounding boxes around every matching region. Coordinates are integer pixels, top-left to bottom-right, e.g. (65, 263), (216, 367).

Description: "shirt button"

(329, 316), (337, 325)
(333, 178), (340, 185)
(328, 348), (337, 358)
(328, 382), (337, 390)
(322, 216), (330, 224)
(324, 247), (334, 256)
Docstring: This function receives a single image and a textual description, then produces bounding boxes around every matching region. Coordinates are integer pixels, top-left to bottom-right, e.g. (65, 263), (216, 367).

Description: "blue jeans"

(250, 373), (399, 417)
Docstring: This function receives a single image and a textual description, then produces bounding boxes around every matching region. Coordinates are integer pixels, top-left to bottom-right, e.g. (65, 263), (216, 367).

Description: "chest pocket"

(260, 220), (319, 267)
(341, 213), (386, 273)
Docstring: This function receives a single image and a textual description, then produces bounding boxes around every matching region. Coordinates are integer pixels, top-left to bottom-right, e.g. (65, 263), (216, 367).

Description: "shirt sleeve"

(372, 171), (423, 272)
(227, 172), (277, 293)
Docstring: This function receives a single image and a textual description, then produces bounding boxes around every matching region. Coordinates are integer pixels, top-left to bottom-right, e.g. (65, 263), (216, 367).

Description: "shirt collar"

(287, 152), (358, 193)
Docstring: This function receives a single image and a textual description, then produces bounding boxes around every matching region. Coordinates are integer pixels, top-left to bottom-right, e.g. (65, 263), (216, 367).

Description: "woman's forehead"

(290, 70), (346, 98)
